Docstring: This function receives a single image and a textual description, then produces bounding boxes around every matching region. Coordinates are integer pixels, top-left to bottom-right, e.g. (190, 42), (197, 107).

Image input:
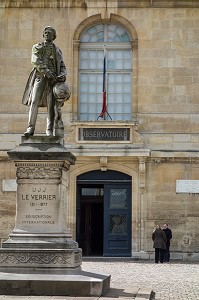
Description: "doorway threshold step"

(83, 256), (139, 261)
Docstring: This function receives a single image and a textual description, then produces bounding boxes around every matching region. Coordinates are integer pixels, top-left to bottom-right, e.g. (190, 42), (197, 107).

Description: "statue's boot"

(24, 127), (34, 137)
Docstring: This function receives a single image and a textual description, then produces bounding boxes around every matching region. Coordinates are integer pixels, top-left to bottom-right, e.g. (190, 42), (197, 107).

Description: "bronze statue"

(22, 26), (67, 137)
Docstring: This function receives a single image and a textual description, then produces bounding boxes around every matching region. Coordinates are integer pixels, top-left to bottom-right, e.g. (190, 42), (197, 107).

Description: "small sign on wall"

(176, 180), (199, 193)
(2, 179), (17, 192)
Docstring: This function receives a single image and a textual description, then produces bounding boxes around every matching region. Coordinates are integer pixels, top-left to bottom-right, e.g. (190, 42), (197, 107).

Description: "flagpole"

(97, 45), (112, 121)
(102, 44), (106, 121)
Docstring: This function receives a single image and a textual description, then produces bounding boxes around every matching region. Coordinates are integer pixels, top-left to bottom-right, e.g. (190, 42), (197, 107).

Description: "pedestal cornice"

(7, 136), (76, 163)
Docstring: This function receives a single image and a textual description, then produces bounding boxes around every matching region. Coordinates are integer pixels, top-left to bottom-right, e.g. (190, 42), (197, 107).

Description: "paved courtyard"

(0, 259), (198, 300)
(83, 259), (199, 300)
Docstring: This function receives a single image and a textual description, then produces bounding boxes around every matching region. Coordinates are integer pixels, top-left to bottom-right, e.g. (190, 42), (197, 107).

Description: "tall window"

(79, 23), (132, 121)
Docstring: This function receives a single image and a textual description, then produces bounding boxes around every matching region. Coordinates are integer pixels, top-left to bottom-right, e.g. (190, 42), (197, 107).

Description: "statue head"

(43, 26), (56, 41)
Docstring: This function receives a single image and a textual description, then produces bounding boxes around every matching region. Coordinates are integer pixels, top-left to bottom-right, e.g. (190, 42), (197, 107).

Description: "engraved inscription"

(17, 184), (59, 230)
(79, 128), (130, 141)
(176, 180), (199, 193)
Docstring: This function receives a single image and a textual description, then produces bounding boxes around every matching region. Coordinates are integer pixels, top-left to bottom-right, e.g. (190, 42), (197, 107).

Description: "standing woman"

(152, 225), (167, 263)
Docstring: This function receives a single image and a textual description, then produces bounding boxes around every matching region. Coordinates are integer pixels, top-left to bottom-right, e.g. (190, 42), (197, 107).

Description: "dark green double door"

(103, 184), (131, 256)
(77, 171), (132, 257)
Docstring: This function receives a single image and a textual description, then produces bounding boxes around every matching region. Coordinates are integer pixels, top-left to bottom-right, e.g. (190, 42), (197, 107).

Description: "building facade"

(0, 0), (199, 260)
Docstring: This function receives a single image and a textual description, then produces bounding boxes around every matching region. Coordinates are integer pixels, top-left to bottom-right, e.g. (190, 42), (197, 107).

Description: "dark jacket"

(152, 228), (167, 249)
(163, 228), (172, 246)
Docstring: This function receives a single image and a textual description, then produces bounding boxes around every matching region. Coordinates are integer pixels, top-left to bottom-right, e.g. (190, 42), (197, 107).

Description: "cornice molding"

(117, 0), (199, 8)
(1, 0), (199, 9)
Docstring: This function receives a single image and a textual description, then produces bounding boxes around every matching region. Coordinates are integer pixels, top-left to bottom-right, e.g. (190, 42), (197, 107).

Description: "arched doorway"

(76, 170), (132, 257)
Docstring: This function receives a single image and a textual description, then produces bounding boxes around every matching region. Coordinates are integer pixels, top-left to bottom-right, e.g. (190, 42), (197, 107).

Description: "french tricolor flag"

(98, 47), (107, 118)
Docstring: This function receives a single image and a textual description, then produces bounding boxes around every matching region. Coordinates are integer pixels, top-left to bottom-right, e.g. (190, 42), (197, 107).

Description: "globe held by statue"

(53, 82), (71, 102)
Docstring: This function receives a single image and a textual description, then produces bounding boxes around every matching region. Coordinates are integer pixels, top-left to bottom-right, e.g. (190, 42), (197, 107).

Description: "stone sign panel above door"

(70, 122), (144, 145)
(79, 127), (130, 141)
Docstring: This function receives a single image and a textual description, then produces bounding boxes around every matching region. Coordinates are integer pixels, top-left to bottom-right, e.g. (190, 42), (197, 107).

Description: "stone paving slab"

(136, 288), (154, 299)
(100, 287), (138, 299)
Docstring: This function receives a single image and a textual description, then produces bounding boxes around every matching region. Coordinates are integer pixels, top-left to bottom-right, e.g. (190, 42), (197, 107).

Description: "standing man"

(22, 26), (67, 136)
(152, 224), (167, 263)
(163, 223), (172, 262)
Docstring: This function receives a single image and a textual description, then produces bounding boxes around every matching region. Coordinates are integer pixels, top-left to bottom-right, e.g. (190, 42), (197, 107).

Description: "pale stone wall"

(146, 159), (199, 254)
(0, 0), (199, 259)
(0, 160), (16, 243)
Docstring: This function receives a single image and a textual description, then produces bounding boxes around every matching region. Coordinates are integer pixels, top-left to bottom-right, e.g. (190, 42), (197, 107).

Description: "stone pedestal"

(0, 136), (110, 296)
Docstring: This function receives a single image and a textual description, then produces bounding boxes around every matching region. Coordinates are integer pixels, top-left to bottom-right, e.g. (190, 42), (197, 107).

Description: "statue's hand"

(45, 71), (58, 85)
(57, 75), (66, 82)
(49, 76), (57, 85)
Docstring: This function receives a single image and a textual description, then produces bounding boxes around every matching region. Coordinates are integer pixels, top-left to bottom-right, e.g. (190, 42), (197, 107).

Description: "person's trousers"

(164, 244), (170, 262)
(155, 248), (164, 263)
(27, 75), (54, 131)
